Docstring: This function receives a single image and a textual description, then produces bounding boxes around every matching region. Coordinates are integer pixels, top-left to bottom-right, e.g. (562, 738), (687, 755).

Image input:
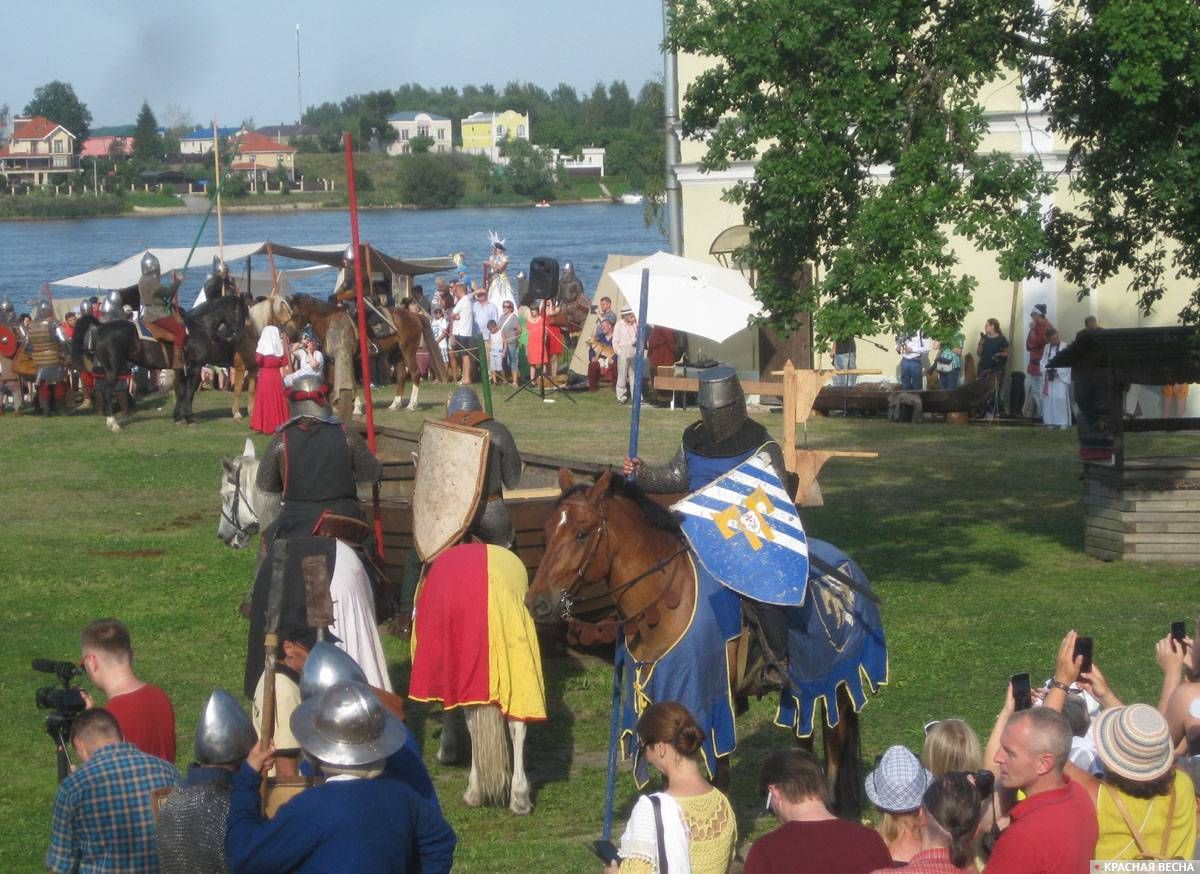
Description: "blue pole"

(627, 268), (651, 471)
(601, 643), (625, 840)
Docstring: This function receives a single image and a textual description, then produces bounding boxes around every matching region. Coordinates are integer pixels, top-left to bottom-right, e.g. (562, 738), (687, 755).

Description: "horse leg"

(231, 360), (244, 419)
(463, 704), (511, 808)
(463, 706), (483, 807)
(102, 373), (121, 432)
(388, 362), (407, 412)
(404, 345), (421, 411)
(438, 706), (463, 765)
(508, 719), (532, 815)
(823, 690), (864, 820)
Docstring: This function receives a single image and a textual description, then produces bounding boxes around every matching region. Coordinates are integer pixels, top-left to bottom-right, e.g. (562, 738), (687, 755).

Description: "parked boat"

(619, 193), (644, 205)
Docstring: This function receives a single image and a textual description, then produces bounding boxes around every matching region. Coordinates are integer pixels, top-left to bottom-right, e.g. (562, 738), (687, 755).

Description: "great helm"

(287, 372), (330, 419)
(697, 365), (747, 443)
(446, 386), (483, 416)
(32, 299), (54, 321)
(194, 689), (257, 766)
(140, 251), (161, 278)
(299, 642), (369, 701)
(290, 681), (408, 766)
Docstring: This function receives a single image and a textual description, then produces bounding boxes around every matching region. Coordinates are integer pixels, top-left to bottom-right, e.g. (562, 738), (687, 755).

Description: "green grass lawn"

(2, 384), (1195, 871)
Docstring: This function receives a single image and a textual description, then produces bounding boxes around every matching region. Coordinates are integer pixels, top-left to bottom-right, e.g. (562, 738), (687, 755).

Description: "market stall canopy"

(51, 242), (459, 291)
(609, 251), (763, 344)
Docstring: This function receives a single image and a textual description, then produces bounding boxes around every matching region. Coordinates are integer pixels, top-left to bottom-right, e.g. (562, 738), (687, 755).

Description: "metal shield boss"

(0, 324), (17, 359)
(412, 419), (490, 561)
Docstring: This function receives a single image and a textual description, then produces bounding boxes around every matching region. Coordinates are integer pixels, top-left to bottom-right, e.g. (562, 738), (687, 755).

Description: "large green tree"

(132, 101), (163, 166)
(24, 81), (92, 151)
(670, 0), (1200, 340)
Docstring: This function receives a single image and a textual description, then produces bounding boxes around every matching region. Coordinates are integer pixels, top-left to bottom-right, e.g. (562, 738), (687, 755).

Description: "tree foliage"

(24, 81), (92, 150)
(132, 101), (163, 167)
(670, 0), (1200, 338)
(399, 153), (466, 208)
(501, 139), (558, 200)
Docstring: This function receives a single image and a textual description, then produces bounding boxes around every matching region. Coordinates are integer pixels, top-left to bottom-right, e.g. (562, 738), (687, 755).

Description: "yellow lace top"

(619, 789), (737, 874)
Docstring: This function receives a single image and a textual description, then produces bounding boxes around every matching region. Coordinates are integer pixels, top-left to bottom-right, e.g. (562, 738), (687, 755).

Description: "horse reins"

(221, 458), (259, 541)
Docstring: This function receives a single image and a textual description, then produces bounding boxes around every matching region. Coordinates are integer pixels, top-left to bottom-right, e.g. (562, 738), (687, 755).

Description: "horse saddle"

(311, 511), (371, 544)
(138, 319), (170, 343)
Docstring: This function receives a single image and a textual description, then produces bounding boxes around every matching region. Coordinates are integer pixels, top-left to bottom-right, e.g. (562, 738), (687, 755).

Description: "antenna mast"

(295, 24), (303, 123)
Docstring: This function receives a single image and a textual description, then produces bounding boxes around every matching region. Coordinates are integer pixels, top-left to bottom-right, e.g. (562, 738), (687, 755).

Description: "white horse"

(229, 296), (294, 421)
(217, 438), (392, 692)
(409, 543), (544, 815)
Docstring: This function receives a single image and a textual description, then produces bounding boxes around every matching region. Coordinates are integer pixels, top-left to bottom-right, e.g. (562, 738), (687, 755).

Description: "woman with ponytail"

(867, 772), (983, 873)
(609, 701), (736, 874)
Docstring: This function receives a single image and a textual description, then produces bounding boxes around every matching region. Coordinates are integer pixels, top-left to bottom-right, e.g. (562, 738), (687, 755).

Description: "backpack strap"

(649, 794), (669, 874)
(1102, 782), (1176, 859)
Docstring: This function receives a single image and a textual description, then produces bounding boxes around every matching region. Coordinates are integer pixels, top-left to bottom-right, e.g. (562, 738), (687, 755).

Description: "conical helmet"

(299, 641), (368, 701)
(140, 251), (161, 278)
(342, 244), (356, 266)
(194, 689), (257, 765)
(0, 298), (13, 317)
(287, 372), (330, 419)
(32, 299), (53, 321)
(446, 386), (482, 416)
(290, 681), (407, 766)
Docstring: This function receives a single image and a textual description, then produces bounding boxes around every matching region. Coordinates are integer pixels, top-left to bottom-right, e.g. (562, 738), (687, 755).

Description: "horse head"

(217, 438), (279, 548)
(526, 468), (615, 623)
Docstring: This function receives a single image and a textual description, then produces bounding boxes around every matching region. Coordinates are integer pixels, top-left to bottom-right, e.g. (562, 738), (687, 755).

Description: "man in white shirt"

(471, 287), (499, 379)
(895, 331), (930, 391)
(450, 283), (475, 384)
(613, 306), (640, 404)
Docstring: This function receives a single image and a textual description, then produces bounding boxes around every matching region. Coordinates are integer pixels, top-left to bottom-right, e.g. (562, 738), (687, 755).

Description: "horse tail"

(468, 704), (512, 806)
(419, 315), (449, 382)
(827, 690), (864, 820)
(71, 314), (97, 368)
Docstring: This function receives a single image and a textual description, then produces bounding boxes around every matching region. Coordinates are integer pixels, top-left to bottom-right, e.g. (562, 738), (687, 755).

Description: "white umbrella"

(609, 251), (763, 343)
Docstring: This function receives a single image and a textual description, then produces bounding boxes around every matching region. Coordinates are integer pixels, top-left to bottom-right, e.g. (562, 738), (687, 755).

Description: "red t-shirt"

(105, 683), (176, 763)
(744, 818), (893, 874)
(984, 776), (1097, 874)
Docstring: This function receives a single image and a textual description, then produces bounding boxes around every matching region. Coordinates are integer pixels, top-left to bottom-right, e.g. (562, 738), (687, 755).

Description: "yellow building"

(0, 116), (79, 185)
(460, 110), (530, 162)
(672, 53), (1195, 415)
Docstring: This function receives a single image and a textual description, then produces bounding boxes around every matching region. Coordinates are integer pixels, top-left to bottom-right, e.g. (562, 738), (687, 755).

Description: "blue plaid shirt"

(46, 741), (181, 873)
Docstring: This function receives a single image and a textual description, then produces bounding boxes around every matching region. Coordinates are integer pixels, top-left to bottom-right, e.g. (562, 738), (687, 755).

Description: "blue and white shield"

(670, 451), (808, 606)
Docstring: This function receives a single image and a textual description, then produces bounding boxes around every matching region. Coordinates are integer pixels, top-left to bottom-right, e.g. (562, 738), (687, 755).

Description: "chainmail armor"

(155, 781), (231, 874)
(636, 446), (691, 493)
(474, 498), (515, 547)
(257, 423), (382, 496)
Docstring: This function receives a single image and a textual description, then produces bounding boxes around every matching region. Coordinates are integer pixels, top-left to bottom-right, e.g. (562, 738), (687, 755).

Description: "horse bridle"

(553, 495), (690, 635)
(221, 457), (259, 541)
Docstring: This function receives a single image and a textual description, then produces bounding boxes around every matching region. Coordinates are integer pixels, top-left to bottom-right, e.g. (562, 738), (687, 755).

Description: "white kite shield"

(412, 420), (490, 561)
(608, 251), (764, 343)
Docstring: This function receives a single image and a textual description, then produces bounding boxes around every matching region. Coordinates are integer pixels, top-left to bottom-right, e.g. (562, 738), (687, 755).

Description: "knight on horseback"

(625, 365), (795, 683)
(202, 256), (238, 300)
(137, 252), (187, 370)
(27, 299), (70, 415)
(334, 244), (397, 345)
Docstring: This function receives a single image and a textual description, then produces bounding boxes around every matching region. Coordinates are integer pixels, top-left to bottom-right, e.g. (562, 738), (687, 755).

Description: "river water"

(0, 203), (666, 311)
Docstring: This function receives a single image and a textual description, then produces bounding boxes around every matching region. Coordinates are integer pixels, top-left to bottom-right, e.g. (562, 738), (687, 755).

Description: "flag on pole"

(671, 451), (809, 606)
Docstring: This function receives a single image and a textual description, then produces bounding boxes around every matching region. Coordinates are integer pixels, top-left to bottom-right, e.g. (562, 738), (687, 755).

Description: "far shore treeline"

(2, 79), (665, 218)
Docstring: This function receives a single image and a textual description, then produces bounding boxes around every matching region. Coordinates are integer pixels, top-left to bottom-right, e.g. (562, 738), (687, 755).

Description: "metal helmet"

(32, 299), (54, 321)
(99, 298), (122, 322)
(290, 681), (408, 766)
(299, 642), (369, 701)
(342, 244), (356, 266)
(140, 251), (161, 278)
(0, 298), (13, 319)
(194, 689), (257, 766)
(287, 372), (330, 419)
(697, 365), (748, 443)
(446, 386), (483, 416)
(77, 301), (91, 317)
(562, 262), (574, 278)
(212, 255), (228, 278)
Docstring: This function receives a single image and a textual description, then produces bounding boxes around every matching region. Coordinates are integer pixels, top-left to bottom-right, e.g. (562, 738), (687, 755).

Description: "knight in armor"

(156, 689), (256, 874)
(556, 261), (590, 331)
(334, 244), (396, 342)
(27, 299), (69, 415)
(202, 256), (237, 300)
(225, 681), (457, 873)
(256, 372), (382, 546)
(625, 366), (793, 680)
(99, 290), (127, 323)
(0, 298), (15, 327)
(0, 298), (22, 414)
(137, 252), (187, 369)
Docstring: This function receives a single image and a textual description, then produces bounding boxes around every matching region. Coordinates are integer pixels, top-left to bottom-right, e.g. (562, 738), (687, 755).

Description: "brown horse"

(228, 296), (295, 421)
(526, 468), (888, 817)
(286, 295), (447, 421)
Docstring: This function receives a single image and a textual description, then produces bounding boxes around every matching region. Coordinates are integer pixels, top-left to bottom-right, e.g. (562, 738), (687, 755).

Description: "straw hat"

(1092, 703), (1173, 782)
(865, 745), (932, 813)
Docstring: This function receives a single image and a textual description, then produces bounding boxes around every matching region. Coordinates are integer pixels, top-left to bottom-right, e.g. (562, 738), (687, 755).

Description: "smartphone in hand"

(1171, 621), (1187, 643)
(1011, 672), (1032, 711)
(591, 840), (621, 866)
(1073, 637), (1094, 674)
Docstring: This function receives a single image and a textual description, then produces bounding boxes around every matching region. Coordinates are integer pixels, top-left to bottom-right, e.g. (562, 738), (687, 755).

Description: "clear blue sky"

(9, 0), (666, 129)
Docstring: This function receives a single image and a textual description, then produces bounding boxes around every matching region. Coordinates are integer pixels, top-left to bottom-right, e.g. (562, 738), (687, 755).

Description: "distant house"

(387, 112), (453, 155)
(229, 130), (297, 183)
(256, 124), (317, 146)
(460, 110), (531, 162)
(81, 135), (133, 158)
(0, 116), (80, 185)
(180, 126), (243, 156)
(551, 146), (606, 177)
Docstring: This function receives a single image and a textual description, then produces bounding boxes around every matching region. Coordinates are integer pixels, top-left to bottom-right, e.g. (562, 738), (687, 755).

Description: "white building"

(550, 147), (606, 177)
(386, 112), (453, 155)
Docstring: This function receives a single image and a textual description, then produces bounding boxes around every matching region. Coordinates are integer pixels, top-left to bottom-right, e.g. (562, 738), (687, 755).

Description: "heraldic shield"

(671, 450), (809, 606)
(412, 420), (490, 561)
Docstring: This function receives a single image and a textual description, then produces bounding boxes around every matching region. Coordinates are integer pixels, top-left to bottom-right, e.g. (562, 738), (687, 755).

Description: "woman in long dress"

(524, 300), (563, 381)
(1039, 327), (1072, 428)
(250, 325), (290, 434)
(485, 234), (517, 310)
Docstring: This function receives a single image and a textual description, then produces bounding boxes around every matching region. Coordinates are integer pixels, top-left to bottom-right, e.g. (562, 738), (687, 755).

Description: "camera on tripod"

(33, 659), (87, 781)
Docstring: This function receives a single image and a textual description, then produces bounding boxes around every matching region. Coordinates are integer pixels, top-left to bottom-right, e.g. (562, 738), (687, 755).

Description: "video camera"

(33, 659), (87, 782)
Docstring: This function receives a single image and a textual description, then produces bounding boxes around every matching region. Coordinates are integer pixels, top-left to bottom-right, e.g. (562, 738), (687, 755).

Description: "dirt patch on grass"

(147, 510), (208, 532)
(90, 548), (167, 559)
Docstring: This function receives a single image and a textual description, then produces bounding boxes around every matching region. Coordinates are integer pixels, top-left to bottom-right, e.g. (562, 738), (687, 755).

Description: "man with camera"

(80, 618), (176, 763)
(46, 708), (180, 874)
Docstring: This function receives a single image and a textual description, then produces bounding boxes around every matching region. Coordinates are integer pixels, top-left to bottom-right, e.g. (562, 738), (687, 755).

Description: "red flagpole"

(343, 135), (385, 561)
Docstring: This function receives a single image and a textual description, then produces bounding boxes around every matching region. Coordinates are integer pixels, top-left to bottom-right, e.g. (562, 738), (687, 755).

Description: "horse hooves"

(509, 795), (533, 816)
(187, 420), (198, 427)
(462, 789), (482, 808)
(231, 411), (242, 421)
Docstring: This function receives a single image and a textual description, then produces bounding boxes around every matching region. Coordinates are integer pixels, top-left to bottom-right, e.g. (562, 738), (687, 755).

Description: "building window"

(417, 126), (429, 138)
(402, 129), (409, 140)
(496, 124), (506, 137)
(437, 128), (445, 140)
(53, 139), (64, 154)
(517, 125), (526, 138)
